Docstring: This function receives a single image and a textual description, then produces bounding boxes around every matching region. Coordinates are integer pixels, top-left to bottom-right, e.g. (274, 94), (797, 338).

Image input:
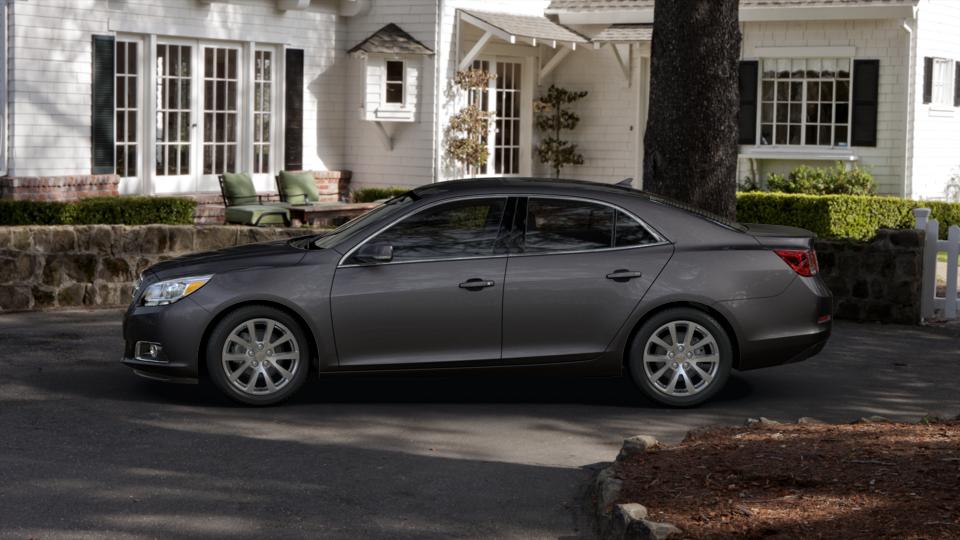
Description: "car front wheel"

(627, 308), (732, 407)
(205, 306), (309, 406)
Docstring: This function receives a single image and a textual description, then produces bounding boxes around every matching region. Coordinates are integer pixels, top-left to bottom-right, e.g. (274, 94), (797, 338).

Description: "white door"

(471, 58), (531, 177)
(199, 45), (241, 192)
(154, 42), (196, 193)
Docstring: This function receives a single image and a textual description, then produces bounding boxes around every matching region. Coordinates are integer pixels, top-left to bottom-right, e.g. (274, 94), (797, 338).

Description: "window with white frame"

(115, 40), (139, 178)
(932, 58), (955, 107)
(253, 50), (273, 174)
(759, 58), (851, 147)
(385, 60), (404, 104)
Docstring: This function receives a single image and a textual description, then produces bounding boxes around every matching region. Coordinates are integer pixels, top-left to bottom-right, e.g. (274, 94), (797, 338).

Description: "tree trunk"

(642, 0), (741, 220)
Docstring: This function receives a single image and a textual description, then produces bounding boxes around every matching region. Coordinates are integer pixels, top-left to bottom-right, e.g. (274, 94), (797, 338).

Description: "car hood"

(147, 240), (308, 280)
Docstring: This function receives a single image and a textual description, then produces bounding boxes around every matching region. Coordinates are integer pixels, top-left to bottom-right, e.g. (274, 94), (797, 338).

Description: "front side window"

(932, 58), (956, 107)
(385, 60), (404, 104)
(359, 198), (507, 263)
(759, 58), (851, 147)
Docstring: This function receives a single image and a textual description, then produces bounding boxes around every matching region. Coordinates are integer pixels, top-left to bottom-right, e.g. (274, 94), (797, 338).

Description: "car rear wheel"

(206, 306), (309, 406)
(627, 308), (732, 407)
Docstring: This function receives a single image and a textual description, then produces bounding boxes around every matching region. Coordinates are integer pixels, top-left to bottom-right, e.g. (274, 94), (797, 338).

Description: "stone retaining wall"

(815, 229), (924, 325)
(0, 225), (320, 312)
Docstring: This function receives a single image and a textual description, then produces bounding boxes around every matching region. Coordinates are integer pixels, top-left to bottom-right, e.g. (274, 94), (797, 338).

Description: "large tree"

(642, 0), (742, 219)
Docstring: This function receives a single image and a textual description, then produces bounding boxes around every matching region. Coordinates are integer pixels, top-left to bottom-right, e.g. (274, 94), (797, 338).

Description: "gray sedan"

(122, 178), (832, 407)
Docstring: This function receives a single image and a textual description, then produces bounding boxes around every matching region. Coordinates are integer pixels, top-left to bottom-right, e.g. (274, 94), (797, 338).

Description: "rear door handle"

(459, 278), (496, 290)
(606, 270), (643, 282)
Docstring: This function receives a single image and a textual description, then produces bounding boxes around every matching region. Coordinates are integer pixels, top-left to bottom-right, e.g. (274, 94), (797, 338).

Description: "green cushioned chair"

(276, 171), (320, 205)
(218, 173), (290, 227)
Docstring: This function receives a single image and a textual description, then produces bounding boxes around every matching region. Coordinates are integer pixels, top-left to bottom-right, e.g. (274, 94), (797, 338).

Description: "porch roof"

(591, 24), (652, 44)
(459, 9), (588, 48)
(546, 0), (916, 11)
(348, 23), (434, 56)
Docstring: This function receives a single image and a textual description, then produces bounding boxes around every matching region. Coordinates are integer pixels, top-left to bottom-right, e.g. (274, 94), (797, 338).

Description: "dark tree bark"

(642, 0), (742, 220)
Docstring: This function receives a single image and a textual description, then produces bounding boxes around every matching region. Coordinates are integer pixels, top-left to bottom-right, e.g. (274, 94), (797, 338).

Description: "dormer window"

(385, 60), (404, 105)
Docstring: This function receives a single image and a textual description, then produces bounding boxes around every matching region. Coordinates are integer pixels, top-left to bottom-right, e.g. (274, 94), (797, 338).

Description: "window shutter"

(851, 60), (879, 147)
(91, 35), (116, 175)
(922, 57), (933, 104)
(954, 61), (960, 107)
(284, 48), (304, 171)
(738, 61), (759, 145)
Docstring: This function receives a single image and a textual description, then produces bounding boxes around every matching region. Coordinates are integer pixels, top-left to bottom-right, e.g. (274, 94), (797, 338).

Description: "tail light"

(774, 249), (819, 277)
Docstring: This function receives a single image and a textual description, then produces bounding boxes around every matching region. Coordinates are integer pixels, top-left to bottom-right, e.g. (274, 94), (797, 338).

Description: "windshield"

(647, 194), (748, 233)
(311, 194), (417, 249)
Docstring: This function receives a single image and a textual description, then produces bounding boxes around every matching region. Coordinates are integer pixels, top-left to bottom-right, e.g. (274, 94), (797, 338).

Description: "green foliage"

(766, 163), (875, 195)
(534, 85), (588, 178)
(0, 197), (197, 226)
(351, 187), (408, 203)
(445, 69), (497, 173)
(736, 192), (960, 240)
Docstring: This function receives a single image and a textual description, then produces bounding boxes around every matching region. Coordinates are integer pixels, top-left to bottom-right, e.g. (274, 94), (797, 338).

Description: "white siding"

(739, 18), (912, 196)
(6, 0), (345, 193)
(910, 0), (960, 200)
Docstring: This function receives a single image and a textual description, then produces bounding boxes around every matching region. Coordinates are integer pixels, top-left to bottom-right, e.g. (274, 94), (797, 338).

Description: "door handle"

(606, 270), (643, 282)
(459, 278), (496, 290)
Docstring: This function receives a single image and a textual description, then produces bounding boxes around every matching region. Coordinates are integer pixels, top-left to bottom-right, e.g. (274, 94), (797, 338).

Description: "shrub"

(0, 196), (197, 226)
(766, 163), (874, 195)
(736, 192), (960, 240)
(351, 187), (408, 203)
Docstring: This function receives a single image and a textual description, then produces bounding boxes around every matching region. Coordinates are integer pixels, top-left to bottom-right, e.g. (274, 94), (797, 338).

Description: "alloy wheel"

(642, 320), (721, 397)
(221, 318), (301, 396)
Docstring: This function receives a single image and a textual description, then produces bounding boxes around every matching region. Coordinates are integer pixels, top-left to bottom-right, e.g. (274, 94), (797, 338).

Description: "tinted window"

(615, 211), (659, 247)
(524, 198), (614, 253)
(361, 198), (507, 262)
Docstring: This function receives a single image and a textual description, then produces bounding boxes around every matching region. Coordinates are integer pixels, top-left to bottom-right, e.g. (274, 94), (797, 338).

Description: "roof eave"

(555, 4), (917, 25)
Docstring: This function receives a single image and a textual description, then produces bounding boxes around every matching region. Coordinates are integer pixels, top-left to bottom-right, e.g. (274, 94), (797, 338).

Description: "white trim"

(554, 5), (915, 25)
(108, 18), (290, 47)
(459, 30), (493, 71)
(382, 59), (406, 107)
(0, 0), (7, 176)
(538, 47), (571, 84)
(750, 46), (856, 59)
(738, 148), (859, 162)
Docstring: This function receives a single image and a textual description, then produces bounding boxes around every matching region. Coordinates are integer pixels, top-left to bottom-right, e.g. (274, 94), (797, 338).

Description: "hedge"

(0, 197), (197, 226)
(736, 192), (960, 240)
(352, 187), (408, 203)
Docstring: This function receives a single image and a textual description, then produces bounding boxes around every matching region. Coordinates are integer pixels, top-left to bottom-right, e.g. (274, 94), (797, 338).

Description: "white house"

(0, 0), (958, 202)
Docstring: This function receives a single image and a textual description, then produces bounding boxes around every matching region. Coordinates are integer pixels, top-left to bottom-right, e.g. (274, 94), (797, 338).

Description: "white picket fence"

(914, 208), (960, 320)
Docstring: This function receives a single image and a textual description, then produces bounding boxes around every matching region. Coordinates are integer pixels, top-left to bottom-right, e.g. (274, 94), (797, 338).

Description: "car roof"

(410, 177), (652, 200)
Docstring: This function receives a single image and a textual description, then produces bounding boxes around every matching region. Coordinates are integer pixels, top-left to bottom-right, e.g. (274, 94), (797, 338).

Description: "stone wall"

(815, 229), (924, 325)
(0, 226), (320, 312)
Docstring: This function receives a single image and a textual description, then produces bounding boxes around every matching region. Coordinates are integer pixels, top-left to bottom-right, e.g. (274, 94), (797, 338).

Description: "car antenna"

(617, 177), (634, 187)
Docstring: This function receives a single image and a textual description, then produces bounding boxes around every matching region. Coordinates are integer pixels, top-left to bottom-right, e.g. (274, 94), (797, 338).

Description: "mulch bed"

(615, 419), (960, 539)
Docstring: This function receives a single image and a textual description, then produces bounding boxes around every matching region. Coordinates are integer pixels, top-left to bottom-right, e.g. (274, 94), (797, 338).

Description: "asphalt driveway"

(0, 309), (958, 539)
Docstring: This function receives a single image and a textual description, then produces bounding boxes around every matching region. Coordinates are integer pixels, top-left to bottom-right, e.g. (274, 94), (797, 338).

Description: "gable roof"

(591, 24), (652, 43)
(546, 0), (916, 12)
(348, 23), (433, 56)
(460, 10), (589, 45)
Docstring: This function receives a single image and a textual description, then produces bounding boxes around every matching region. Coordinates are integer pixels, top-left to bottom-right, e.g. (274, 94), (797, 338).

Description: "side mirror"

(354, 243), (394, 264)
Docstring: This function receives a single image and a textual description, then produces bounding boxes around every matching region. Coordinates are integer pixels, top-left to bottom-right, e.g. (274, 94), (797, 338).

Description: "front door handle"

(606, 270), (643, 282)
(459, 278), (496, 290)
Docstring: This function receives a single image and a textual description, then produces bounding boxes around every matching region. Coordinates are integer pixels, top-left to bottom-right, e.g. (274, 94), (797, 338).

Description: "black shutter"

(91, 35), (115, 175)
(738, 61), (759, 145)
(851, 60), (879, 147)
(922, 56), (933, 104)
(954, 61), (960, 107)
(284, 48), (304, 171)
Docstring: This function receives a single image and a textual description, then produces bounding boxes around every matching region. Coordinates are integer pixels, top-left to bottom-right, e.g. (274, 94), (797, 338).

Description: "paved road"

(0, 310), (958, 539)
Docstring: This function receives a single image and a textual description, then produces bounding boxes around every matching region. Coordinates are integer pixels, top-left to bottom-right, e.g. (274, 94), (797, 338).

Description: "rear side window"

(364, 197), (507, 262)
(524, 198), (614, 253)
(615, 211), (659, 247)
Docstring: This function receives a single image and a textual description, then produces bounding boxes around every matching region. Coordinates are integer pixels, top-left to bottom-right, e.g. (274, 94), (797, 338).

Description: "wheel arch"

(197, 300), (321, 381)
(622, 300), (742, 370)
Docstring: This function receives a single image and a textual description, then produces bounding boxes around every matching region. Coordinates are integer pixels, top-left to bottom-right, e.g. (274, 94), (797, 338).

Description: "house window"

(470, 59), (523, 176)
(155, 44), (192, 176)
(932, 58), (955, 107)
(385, 60), (404, 104)
(115, 41), (139, 178)
(202, 47), (239, 176)
(253, 50), (273, 174)
(759, 58), (851, 147)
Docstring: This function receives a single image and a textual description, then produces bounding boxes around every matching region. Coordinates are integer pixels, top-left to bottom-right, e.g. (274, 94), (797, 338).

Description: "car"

(122, 178), (832, 407)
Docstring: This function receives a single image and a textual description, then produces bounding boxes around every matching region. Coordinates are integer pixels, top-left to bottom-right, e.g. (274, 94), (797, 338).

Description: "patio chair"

(218, 172), (291, 227)
(275, 170), (322, 205)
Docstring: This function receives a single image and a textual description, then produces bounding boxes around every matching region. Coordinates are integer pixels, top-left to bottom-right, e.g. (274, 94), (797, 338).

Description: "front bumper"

(121, 295), (211, 383)
(722, 275), (833, 371)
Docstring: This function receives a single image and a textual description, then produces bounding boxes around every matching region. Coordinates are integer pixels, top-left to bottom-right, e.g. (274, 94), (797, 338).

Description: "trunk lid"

(742, 223), (815, 249)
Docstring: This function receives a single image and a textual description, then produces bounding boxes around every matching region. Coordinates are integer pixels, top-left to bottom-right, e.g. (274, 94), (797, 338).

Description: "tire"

(627, 307), (733, 407)
(205, 305), (310, 406)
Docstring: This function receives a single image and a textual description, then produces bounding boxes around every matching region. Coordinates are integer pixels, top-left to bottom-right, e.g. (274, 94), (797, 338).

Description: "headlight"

(142, 275), (213, 306)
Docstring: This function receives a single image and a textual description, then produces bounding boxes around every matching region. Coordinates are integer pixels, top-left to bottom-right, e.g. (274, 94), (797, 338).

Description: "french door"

(147, 40), (277, 194)
(471, 58), (532, 177)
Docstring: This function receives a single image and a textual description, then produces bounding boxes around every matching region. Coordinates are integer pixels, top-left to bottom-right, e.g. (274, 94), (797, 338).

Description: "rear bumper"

(721, 275), (832, 371)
